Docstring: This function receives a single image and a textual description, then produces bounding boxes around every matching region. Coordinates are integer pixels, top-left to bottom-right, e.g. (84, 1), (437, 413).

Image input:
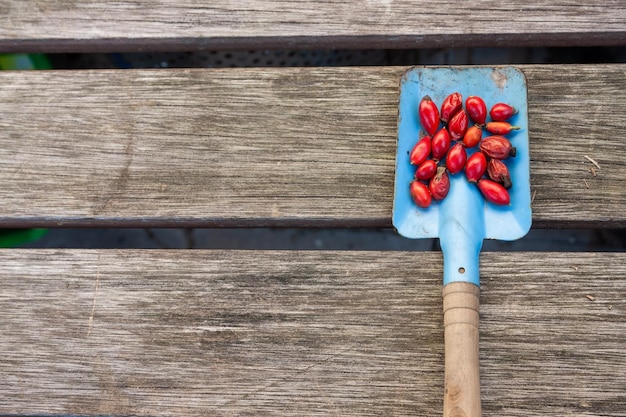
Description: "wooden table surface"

(0, 250), (623, 416)
(0, 1), (624, 52)
(0, 63), (623, 415)
(0, 4), (624, 413)
(0, 65), (623, 228)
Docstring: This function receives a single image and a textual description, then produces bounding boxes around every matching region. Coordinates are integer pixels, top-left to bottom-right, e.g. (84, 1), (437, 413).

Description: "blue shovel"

(393, 67), (532, 417)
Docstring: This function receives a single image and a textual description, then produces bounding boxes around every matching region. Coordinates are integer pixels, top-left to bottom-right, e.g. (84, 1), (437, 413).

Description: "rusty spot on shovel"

(490, 69), (508, 90)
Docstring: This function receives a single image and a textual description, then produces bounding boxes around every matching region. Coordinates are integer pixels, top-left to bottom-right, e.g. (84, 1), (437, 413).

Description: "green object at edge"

(0, 53), (51, 70)
(0, 229), (48, 248)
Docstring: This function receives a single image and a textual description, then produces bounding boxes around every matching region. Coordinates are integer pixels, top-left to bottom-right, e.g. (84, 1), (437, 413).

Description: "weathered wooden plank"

(0, 65), (624, 228)
(0, 250), (623, 415)
(0, 1), (624, 52)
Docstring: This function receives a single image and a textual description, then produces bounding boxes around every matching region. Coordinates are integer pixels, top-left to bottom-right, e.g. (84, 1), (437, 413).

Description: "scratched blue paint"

(393, 67), (531, 286)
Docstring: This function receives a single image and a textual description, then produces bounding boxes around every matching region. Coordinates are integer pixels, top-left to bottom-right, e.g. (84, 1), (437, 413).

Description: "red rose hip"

(465, 96), (487, 125)
(431, 128), (451, 161)
(465, 151), (487, 183)
(448, 109), (469, 141)
(445, 143), (467, 174)
(477, 179), (510, 205)
(489, 103), (518, 122)
(487, 158), (512, 189)
(479, 135), (517, 160)
(410, 180), (432, 208)
(462, 124), (482, 148)
(440, 92), (462, 124)
(415, 159), (438, 180)
(409, 135), (432, 165)
(485, 121), (521, 135)
(430, 167), (450, 201)
(419, 95), (440, 136)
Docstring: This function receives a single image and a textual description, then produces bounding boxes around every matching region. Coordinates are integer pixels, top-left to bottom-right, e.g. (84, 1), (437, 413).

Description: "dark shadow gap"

(14, 228), (626, 252)
(44, 46), (626, 69)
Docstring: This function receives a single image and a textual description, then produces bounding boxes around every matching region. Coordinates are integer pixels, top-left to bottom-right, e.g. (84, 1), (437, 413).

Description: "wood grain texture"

(0, 1), (624, 52)
(0, 65), (625, 228)
(0, 250), (623, 415)
(443, 282), (481, 417)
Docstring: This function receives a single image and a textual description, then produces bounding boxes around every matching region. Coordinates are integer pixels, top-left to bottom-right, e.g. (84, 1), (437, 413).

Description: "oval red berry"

(465, 152), (487, 183)
(487, 158), (512, 189)
(409, 180), (432, 208)
(462, 125), (482, 148)
(445, 143), (467, 175)
(466, 96), (487, 125)
(409, 135), (432, 165)
(440, 92), (462, 124)
(448, 109), (469, 141)
(419, 95), (440, 136)
(489, 103), (518, 122)
(485, 121), (520, 135)
(415, 159), (438, 181)
(477, 179), (510, 205)
(430, 167), (450, 201)
(431, 128), (451, 161)
(479, 135), (516, 160)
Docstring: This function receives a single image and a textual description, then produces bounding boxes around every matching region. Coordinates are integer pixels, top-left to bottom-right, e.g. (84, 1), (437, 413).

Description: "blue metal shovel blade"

(392, 67), (532, 285)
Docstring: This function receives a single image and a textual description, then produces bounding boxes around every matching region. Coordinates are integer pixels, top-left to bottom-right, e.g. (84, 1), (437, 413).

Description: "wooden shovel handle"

(443, 282), (481, 417)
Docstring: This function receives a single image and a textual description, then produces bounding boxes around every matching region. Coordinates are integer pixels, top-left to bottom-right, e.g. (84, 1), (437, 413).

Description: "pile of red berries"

(409, 92), (520, 208)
